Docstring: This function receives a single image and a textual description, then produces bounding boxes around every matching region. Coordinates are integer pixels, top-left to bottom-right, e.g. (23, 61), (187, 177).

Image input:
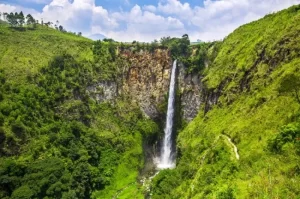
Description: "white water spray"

(157, 60), (177, 169)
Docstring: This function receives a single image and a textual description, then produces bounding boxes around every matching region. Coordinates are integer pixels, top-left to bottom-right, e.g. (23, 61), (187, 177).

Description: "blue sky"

(1, 0), (204, 12)
(0, 0), (299, 41)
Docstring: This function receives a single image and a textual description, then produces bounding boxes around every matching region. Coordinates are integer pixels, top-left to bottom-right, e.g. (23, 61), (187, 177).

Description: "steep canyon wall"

(87, 49), (215, 122)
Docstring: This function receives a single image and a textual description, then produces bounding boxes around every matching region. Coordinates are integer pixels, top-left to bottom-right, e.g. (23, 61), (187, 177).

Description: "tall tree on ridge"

(55, 20), (59, 30)
(26, 14), (36, 28)
(14, 12), (19, 26)
(19, 11), (25, 26)
(7, 12), (17, 27)
(59, 25), (64, 32)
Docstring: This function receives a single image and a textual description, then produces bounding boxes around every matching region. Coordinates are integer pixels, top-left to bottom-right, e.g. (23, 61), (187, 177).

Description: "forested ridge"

(0, 19), (159, 198)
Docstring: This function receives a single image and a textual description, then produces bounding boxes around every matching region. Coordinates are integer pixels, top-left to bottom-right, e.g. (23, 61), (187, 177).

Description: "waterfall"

(157, 60), (177, 169)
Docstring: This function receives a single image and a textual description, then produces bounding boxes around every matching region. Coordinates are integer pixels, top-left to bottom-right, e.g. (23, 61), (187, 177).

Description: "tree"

(44, 21), (52, 27)
(160, 36), (171, 46)
(103, 38), (114, 42)
(14, 12), (20, 26)
(77, 32), (82, 36)
(278, 73), (300, 104)
(179, 34), (190, 55)
(59, 25), (64, 32)
(182, 33), (189, 39)
(26, 14), (35, 26)
(18, 11), (25, 26)
(54, 20), (59, 30)
(6, 12), (17, 27)
(108, 42), (116, 61)
(149, 40), (159, 52)
(26, 14), (31, 25)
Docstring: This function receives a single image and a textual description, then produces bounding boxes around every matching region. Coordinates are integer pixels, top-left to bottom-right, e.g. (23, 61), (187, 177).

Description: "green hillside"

(0, 24), (151, 199)
(0, 4), (300, 199)
(151, 5), (300, 199)
(0, 24), (93, 84)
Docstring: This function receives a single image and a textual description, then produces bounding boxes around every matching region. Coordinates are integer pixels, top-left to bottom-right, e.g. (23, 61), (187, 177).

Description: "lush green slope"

(152, 5), (300, 199)
(1, 5), (300, 199)
(0, 24), (93, 84)
(0, 24), (153, 199)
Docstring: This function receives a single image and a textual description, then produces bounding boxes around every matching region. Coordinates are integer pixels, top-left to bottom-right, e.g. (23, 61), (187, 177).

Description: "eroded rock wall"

(88, 48), (208, 121)
(86, 81), (118, 103)
(178, 62), (202, 121)
(120, 49), (172, 118)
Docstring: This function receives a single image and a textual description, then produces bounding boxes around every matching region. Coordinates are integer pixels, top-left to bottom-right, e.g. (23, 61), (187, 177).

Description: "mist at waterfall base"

(156, 60), (177, 169)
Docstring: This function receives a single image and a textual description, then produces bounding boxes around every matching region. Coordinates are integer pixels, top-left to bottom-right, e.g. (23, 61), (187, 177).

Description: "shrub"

(268, 123), (300, 153)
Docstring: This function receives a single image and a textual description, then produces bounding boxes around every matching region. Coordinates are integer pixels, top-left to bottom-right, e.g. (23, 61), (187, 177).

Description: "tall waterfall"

(157, 60), (177, 169)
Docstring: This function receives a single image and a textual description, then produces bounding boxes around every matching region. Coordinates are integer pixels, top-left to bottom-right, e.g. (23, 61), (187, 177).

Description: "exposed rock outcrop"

(87, 49), (211, 122)
(178, 62), (202, 121)
(120, 49), (172, 119)
(87, 81), (117, 103)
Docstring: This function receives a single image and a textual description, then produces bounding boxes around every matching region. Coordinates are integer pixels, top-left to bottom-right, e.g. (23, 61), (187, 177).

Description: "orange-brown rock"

(120, 49), (172, 118)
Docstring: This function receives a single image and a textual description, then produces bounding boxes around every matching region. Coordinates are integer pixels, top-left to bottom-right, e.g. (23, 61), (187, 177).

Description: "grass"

(0, 24), (147, 199)
(0, 24), (93, 83)
(151, 4), (300, 199)
(1, 5), (300, 199)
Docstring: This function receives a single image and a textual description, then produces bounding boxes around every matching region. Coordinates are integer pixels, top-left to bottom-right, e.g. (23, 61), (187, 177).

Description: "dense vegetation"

(0, 22), (158, 198)
(151, 5), (300, 199)
(1, 4), (300, 199)
(2, 11), (78, 34)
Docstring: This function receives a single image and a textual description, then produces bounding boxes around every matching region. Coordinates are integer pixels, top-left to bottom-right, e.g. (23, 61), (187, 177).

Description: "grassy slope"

(0, 24), (146, 198)
(152, 5), (300, 199)
(0, 24), (93, 83)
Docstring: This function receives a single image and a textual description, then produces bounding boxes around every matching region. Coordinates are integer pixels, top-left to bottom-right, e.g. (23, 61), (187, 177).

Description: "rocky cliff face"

(87, 48), (210, 121)
(178, 62), (202, 121)
(86, 81), (118, 103)
(120, 49), (172, 119)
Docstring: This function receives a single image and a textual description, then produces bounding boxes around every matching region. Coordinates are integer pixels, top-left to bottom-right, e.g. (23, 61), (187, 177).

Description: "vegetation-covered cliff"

(0, 23), (160, 198)
(151, 5), (300, 199)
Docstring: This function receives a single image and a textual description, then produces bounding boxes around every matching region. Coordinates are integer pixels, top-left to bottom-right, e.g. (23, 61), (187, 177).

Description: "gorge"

(0, 4), (299, 199)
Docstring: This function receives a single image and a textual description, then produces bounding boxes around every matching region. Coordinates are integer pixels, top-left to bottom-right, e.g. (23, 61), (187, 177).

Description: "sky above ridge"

(0, 0), (299, 41)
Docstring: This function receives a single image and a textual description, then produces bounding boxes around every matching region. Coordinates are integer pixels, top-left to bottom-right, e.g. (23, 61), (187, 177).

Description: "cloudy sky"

(0, 0), (299, 41)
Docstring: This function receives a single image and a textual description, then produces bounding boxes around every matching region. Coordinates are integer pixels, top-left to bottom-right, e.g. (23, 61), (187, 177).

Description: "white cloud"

(0, 4), (17, 13)
(0, 0), (300, 42)
(150, 0), (300, 41)
(187, 0), (300, 41)
(157, 0), (193, 19)
(143, 5), (156, 12)
(91, 5), (185, 41)
(0, 3), (38, 17)
(93, 6), (119, 29)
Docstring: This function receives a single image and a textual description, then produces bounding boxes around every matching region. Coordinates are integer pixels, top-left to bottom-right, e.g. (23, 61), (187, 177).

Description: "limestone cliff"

(178, 62), (202, 121)
(120, 49), (172, 118)
(87, 48), (208, 121)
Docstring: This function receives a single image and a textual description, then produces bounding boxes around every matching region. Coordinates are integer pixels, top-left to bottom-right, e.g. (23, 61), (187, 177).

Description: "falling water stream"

(114, 61), (178, 198)
(157, 60), (177, 169)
